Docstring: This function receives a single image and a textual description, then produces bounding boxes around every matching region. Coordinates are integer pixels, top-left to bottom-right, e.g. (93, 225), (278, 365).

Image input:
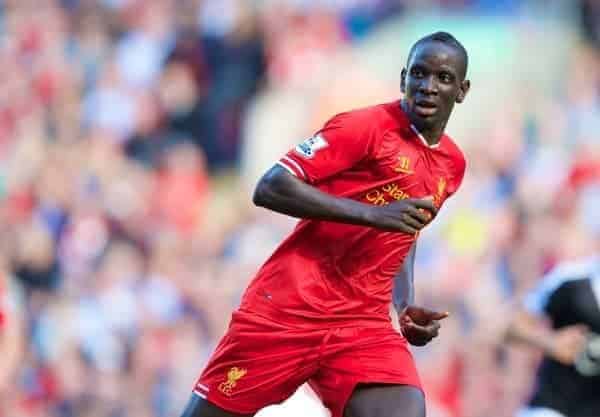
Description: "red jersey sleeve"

(278, 111), (376, 184)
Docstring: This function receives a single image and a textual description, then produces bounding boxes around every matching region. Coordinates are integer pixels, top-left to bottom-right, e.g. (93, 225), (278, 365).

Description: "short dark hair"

(407, 32), (468, 79)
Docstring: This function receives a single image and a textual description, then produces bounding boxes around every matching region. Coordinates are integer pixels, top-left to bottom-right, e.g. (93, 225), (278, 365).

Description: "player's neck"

(400, 100), (446, 147)
(409, 121), (446, 148)
(418, 125), (445, 146)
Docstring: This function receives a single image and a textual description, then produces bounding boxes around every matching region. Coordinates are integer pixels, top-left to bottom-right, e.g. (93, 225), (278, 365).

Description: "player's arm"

(391, 145), (464, 345)
(505, 309), (587, 365)
(392, 242), (416, 312)
(505, 272), (588, 365)
(390, 242), (448, 346)
(253, 165), (436, 234)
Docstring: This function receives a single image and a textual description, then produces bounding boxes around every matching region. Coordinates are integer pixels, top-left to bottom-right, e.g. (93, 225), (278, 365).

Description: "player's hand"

(369, 197), (438, 234)
(548, 325), (588, 365)
(399, 306), (449, 346)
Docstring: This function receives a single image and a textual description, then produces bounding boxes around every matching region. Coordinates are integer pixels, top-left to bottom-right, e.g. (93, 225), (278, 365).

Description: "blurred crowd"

(1, 1), (600, 417)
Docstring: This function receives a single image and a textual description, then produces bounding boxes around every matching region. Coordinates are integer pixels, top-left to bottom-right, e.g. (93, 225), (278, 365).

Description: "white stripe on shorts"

(193, 390), (207, 399)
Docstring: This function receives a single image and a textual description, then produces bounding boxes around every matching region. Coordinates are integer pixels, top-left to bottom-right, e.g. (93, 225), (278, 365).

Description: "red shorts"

(193, 310), (422, 417)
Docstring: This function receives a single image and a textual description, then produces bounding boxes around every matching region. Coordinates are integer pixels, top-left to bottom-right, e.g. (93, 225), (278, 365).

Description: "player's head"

(401, 32), (470, 132)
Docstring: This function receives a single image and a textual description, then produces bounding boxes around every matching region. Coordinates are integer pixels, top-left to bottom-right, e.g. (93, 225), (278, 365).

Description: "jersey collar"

(410, 124), (441, 149)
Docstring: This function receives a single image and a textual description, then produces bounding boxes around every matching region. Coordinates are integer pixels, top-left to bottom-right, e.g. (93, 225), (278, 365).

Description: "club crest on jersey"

(218, 367), (247, 396)
(394, 156), (414, 174)
(433, 177), (447, 207)
(295, 134), (328, 159)
(438, 177), (446, 195)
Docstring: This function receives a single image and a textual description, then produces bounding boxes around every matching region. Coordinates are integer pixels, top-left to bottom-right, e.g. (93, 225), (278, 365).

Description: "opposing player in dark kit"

(507, 257), (600, 417)
(181, 32), (471, 417)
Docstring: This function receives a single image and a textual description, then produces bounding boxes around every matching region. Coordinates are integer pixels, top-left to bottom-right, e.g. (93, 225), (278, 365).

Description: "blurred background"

(1, 0), (600, 416)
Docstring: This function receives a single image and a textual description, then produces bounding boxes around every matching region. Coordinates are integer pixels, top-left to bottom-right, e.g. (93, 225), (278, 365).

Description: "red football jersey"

(241, 101), (466, 327)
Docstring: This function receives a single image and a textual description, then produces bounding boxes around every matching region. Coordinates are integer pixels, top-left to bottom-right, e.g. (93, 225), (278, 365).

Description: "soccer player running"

(507, 257), (600, 417)
(181, 32), (471, 417)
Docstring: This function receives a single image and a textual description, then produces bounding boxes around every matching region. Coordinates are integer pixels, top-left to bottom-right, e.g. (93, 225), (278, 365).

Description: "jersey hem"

(236, 302), (395, 331)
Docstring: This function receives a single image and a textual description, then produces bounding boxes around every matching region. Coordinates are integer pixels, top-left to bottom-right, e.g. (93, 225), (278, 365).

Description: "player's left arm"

(393, 242), (449, 346)
(392, 242), (416, 312)
(393, 148), (466, 347)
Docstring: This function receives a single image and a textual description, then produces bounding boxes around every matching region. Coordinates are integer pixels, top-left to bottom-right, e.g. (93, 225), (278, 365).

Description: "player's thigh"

(193, 311), (324, 413)
(310, 326), (422, 417)
(180, 393), (254, 417)
(344, 384), (425, 417)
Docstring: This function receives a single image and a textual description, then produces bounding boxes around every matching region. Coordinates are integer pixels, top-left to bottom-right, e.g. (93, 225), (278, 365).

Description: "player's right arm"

(253, 166), (435, 234)
(253, 111), (436, 233)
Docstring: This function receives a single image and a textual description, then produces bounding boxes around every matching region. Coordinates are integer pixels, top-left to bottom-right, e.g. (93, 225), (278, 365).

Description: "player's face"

(401, 42), (469, 132)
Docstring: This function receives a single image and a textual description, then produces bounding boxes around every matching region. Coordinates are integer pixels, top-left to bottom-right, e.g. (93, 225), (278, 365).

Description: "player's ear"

(456, 79), (470, 103)
(400, 68), (407, 93)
